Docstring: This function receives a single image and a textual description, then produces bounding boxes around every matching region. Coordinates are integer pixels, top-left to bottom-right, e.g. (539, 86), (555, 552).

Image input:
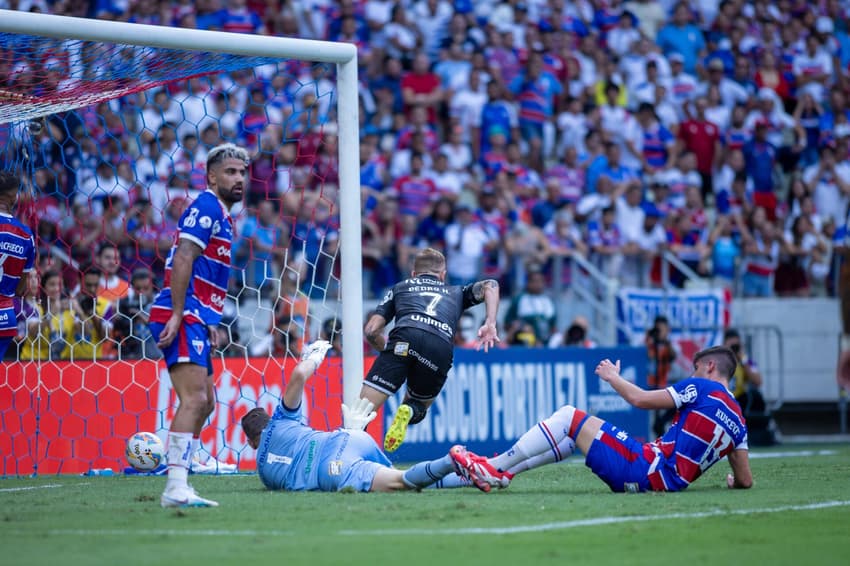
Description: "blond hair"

(413, 248), (446, 275)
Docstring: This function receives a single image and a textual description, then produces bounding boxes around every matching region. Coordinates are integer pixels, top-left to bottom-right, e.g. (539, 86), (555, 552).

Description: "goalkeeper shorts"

(317, 430), (392, 492)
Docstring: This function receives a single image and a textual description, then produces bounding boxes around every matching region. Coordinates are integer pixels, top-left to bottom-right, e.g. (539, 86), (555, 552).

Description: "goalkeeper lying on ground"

(240, 341), (481, 492)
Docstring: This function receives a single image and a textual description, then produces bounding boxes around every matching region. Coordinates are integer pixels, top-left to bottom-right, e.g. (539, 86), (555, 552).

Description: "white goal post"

(0, 9), (365, 405)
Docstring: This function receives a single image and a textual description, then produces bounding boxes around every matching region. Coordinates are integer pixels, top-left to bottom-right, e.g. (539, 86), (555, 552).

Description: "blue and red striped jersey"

(217, 8), (263, 34)
(642, 123), (674, 169)
(150, 191), (233, 327)
(649, 377), (748, 491)
(0, 213), (36, 337)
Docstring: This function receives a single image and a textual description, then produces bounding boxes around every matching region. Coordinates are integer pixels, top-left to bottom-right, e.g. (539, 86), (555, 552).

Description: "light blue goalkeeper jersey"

(254, 402), (349, 491)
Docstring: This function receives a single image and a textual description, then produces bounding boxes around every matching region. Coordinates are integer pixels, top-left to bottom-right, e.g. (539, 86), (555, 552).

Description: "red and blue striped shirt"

(0, 213), (36, 337)
(648, 378), (748, 491)
(150, 191), (233, 327)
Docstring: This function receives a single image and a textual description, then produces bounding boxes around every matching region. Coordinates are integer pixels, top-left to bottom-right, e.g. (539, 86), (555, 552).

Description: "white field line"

(0, 483), (66, 493)
(344, 500), (850, 536)
(749, 450), (836, 459)
(3, 500), (848, 538)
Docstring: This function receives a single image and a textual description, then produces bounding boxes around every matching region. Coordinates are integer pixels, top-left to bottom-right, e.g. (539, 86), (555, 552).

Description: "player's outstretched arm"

(473, 279), (500, 352)
(726, 448), (753, 489)
(283, 340), (332, 409)
(595, 358), (676, 410)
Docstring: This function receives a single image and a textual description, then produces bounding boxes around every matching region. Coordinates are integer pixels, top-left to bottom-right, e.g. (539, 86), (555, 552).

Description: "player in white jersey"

(451, 346), (753, 494)
(241, 340), (482, 493)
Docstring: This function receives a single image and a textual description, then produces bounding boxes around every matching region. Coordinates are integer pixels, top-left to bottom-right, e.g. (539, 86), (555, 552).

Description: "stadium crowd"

(2, 0), (849, 361)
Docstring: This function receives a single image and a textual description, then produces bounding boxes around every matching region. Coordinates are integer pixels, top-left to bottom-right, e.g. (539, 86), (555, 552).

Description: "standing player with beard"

(149, 144), (248, 508)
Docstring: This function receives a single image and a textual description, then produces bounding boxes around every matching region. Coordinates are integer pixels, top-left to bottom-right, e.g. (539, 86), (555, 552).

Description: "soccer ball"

(125, 432), (165, 471)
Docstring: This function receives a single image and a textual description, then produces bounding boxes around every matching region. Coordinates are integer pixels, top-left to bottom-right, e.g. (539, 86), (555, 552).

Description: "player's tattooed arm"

(472, 279), (499, 303)
(364, 313), (388, 351)
(473, 279), (501, 352)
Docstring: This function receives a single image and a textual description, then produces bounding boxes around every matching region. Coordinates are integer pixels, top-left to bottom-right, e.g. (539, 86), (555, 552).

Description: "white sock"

(506, 437), (576, 476)
(489, 405), (585, 472)
(191, 435), (200, 466)
(165, 431), (193, 492)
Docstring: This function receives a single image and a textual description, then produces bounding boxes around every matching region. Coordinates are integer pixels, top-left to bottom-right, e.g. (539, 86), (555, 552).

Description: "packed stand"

(2, 0), (850, 360)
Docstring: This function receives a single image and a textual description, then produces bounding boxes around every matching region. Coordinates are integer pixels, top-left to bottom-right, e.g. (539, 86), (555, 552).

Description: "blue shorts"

(584, 421), (652, 493)
(149, 320), (212, 375)
(741, 272), (772, 297)
(0, 336), (12, 360)
(519, 121), (544, 141)
(318, 430), (391, 492)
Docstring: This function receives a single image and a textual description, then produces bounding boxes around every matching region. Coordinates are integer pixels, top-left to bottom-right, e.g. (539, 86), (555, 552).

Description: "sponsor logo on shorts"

(394, 342), (409, 356)
(409, 348), (438, 372)
(191, 339), (204, 355)
(370, 375), (396, 389)
(328, 460), (343, 476)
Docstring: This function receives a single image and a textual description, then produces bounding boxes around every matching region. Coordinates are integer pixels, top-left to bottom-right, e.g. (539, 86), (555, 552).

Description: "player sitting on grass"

(450, 346), (753, 493)
(241, 340), (478, 492)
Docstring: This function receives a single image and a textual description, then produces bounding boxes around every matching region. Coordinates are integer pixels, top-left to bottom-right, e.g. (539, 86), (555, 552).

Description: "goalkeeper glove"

(301, 339), (332, 372)
(341, 398), (377, 431)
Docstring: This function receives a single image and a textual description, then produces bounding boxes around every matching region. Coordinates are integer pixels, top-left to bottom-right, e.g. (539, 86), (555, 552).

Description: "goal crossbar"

(0, 9), (364, 405)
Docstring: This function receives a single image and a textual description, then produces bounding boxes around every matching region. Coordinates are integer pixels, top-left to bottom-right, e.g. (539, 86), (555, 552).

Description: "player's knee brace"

(406, 400), (428, 424)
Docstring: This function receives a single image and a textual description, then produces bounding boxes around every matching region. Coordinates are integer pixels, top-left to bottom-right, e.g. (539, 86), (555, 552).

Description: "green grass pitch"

(2, 444), (849, 566)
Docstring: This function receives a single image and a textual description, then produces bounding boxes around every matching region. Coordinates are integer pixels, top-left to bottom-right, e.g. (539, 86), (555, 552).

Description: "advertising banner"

(0, 357), (377, 475)
(617, 287), (731, 374)
(2, 347), (647, 474)
(388, 347), (649, 463)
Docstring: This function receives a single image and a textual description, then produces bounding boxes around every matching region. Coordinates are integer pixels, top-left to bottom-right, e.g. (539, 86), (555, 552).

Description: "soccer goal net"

(0, 9), (364, 475)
